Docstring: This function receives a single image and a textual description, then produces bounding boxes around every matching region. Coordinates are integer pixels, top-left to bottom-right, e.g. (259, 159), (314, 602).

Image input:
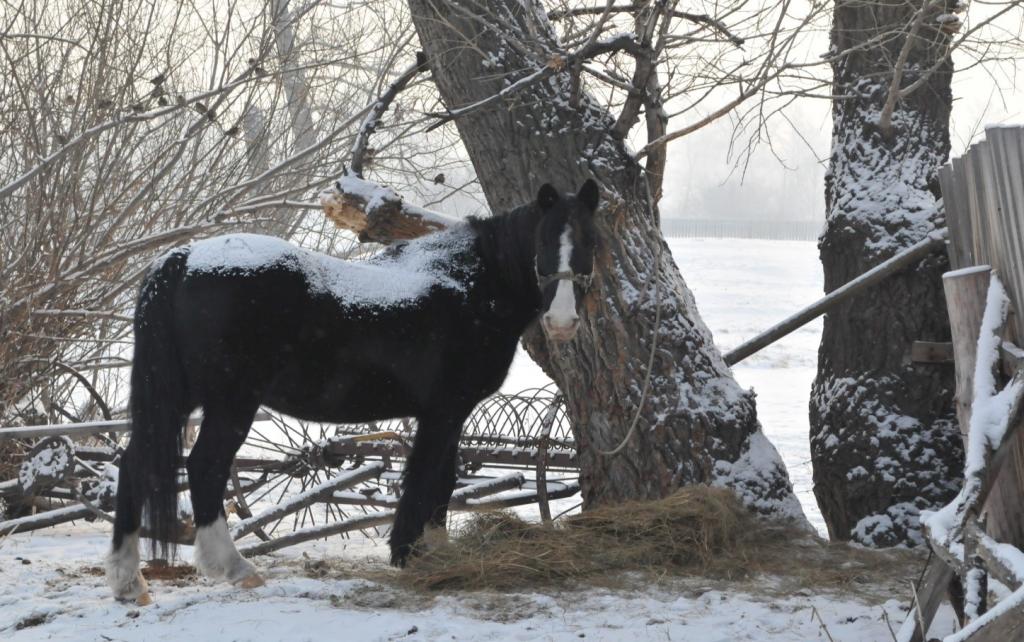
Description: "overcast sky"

(657, 11), (1024, 222)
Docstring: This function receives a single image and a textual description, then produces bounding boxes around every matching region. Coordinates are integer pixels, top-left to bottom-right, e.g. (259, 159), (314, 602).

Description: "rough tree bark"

(811, 0), (964, 546)
(406, 0), (806, 522)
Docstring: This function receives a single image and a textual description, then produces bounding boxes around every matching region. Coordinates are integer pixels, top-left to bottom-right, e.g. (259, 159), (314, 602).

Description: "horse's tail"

(123, 249), (191, 559)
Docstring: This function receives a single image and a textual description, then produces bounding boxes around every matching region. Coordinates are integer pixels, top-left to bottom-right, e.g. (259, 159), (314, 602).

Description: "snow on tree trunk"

(407, 0), (806, 524)
(811, 0), (964, 546)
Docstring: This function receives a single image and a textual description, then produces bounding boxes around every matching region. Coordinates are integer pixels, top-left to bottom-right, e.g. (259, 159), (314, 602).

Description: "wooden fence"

(940, 126), (1024, 341)
(659, 218), (822, 241)
(899, 125), (1024, 642)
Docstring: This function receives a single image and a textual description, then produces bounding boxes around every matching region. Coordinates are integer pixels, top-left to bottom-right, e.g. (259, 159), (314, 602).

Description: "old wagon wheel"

(228, 413), (403, 541)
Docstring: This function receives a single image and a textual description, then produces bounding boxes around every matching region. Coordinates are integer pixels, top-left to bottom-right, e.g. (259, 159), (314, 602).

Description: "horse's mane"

(468, 203), (540, 297)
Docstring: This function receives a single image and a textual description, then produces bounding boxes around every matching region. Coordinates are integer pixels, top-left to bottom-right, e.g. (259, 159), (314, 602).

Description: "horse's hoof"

(135, 592), (154, 606)
(236, 573), (265, 589)
(108, 568), (150, 603)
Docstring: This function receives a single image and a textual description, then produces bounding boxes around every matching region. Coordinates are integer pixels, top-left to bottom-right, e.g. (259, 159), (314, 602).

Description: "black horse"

(106, 179), (600, 601)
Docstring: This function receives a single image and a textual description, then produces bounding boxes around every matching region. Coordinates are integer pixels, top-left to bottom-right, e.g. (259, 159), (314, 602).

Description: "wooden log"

(239, 511), (395, 558)
(461, 480), (580, 511)
(943, 265), (992, 441)
(230, 463), (384, 540)
(318, 175), (457, 244)
(724, 230), (947, 366)
(449, 472), (524, 504)
(0, 503), (95, 536)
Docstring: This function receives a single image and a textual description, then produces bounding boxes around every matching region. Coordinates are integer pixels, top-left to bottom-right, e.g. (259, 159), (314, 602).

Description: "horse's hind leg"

(187, 400), (263, 587)
(105, 444), (151, 604)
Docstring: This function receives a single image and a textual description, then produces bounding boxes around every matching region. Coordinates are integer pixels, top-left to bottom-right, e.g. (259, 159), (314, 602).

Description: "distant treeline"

(660, 218), (823, 241)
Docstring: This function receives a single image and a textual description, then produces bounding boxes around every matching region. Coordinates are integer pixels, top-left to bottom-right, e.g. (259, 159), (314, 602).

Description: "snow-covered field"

(504, 238), (826, 533)
(2, 523), (935, 641)
(3, 238), (961, 640)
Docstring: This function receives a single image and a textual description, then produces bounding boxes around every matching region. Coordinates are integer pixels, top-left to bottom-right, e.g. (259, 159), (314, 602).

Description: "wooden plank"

(950, 155), (977, 268)
(970, 372), (1024, 528)
(724, 230), (947, 366)
(1002, 340), (1024, 378)
(911, 341), (955, 364)
(897, 557), (956, 642)
(965, 520), (1024, 592)
(987, 127), (1024, 342)
(963, 145), (992, 266)
(939, 164), (971, 270)
(974, 142), (1009, 287)
(960, 597), (1024, 642)
(943, 270), (1024, 547)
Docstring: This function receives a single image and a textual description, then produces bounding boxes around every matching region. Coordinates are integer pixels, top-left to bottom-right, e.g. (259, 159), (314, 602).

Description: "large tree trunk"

(811, 0), (964, 546)
(407, 0), (805, 523)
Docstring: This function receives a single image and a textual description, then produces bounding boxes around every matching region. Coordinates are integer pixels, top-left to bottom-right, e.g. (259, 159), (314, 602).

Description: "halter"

(536, 269), (593, 291)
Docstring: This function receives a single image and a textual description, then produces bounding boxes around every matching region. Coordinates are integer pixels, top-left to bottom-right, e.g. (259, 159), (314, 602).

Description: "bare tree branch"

(351, 52), (429, 178)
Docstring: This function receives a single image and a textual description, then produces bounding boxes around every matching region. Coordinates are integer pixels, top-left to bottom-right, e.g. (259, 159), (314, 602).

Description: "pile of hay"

(401, 486), (798, 591)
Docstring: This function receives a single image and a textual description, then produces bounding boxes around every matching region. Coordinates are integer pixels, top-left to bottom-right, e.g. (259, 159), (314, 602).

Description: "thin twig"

(810, 605), (837, 642)
(878, 0), (932, 137)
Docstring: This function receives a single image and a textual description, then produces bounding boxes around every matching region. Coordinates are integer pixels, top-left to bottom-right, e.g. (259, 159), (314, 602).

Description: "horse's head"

(534, 179), (600, 342)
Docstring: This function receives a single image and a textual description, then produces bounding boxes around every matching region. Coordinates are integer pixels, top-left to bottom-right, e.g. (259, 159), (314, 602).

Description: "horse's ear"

(577, 179), (599, 213)
(537, 183), (559, 210)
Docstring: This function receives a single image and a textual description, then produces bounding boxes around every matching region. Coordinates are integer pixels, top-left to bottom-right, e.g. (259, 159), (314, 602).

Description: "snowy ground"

(504, 238), (826, 533)
(3, 239), (963, 640)
(2, 522), (941, 641)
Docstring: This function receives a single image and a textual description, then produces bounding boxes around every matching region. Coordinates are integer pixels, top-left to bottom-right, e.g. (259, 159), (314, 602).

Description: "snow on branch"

(319, 174), (457, 243)
(548, 5), (745, 48)
(426, 34), (643, 131)
(350, 52), (429, 178)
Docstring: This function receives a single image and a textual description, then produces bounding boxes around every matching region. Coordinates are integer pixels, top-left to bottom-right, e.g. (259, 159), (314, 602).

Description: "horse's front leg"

(390, 411), (464, 566)
(187, 401), (264, 587)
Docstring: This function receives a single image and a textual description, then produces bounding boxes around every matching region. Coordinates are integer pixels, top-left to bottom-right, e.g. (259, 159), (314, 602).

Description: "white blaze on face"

(544, 225), (578, 337)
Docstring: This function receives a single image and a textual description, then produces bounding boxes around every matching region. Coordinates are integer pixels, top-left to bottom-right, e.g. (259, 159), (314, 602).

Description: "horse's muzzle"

(542, 314), (580, 342)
